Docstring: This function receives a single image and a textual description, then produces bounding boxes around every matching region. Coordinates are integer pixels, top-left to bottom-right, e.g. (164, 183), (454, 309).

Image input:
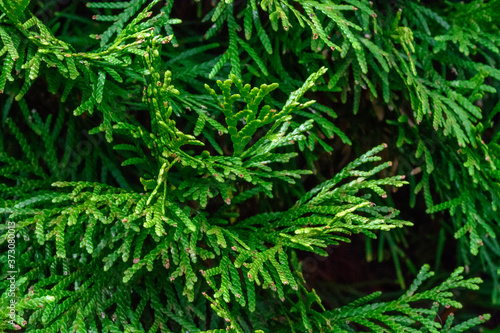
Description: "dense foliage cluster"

(0, 0), (499, 331)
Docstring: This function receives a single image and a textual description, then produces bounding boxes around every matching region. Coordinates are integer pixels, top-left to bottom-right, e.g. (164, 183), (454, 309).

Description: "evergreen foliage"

(0, 0), (498, 331)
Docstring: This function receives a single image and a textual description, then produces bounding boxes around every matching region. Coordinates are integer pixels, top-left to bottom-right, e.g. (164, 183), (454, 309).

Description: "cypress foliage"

(0, 0), (498, 331)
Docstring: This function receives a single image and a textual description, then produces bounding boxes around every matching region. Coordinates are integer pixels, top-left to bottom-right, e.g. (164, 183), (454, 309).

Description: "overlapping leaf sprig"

(0, 0), (495, 331)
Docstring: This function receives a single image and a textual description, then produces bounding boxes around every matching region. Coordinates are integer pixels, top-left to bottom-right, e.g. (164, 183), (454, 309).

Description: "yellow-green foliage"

(0, 0), (498, 331)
